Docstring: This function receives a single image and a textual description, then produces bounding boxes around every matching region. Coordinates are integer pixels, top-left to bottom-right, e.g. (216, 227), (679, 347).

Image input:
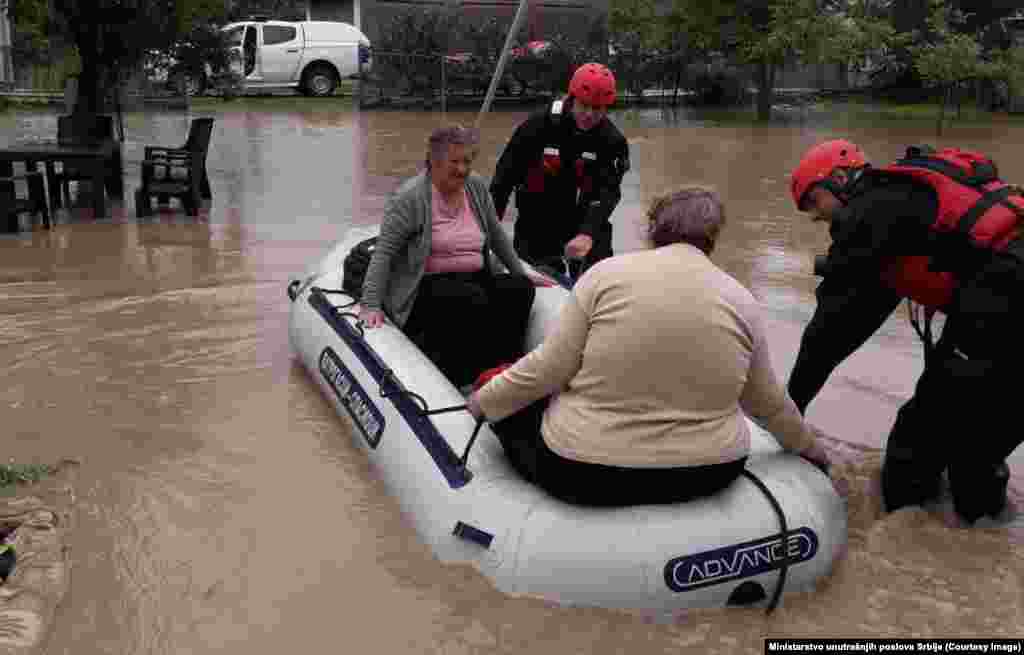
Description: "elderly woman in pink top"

(359, 125), (552, 388)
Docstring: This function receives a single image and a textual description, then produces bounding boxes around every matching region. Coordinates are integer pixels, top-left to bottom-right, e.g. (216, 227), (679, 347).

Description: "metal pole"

(474, 0), (529, 130)
(441, 54), (447, 114)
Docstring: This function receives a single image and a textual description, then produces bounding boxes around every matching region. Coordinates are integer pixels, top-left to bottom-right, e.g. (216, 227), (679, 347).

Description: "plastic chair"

(135, 118), (214, 217)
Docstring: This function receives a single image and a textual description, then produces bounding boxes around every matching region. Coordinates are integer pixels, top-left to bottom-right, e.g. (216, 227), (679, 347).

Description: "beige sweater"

(476, 243), (816, 468)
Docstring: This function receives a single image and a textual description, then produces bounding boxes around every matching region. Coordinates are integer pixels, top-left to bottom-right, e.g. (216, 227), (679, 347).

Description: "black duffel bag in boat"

(341, 236), (378, 299)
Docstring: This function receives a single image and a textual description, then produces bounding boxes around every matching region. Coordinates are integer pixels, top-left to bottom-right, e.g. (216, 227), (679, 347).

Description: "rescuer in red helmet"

(789, 138), (1024, 526)
(489, 63), (630, 282)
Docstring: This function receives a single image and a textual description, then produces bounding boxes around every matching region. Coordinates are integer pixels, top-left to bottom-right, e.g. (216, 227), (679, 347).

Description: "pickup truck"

(153, 19), (373, 97)
(223, 19), (372, 96)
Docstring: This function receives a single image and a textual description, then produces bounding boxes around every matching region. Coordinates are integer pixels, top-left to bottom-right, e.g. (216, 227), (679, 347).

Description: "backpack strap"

(958, 187), (1017, 237)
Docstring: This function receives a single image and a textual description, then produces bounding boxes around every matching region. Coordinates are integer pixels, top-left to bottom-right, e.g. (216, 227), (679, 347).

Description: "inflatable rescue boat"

(287, 229), (848, 614)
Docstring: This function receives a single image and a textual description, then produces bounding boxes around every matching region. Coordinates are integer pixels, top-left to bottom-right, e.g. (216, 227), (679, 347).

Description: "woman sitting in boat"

(358, 125), (552, 389)
(467, 186), (838, 506)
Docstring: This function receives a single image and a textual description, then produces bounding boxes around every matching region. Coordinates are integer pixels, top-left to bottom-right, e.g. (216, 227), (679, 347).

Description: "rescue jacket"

(489, 98), (630, 256)
(856, 146), (1024, 312)
(787, 147), (1024, 412)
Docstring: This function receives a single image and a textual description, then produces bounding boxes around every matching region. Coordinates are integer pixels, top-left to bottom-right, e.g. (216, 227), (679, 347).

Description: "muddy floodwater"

(1, 104), (1022, 653)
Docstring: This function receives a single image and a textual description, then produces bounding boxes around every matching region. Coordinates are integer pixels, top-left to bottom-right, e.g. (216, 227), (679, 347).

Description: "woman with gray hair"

(467, 186), (836, 506)
(359, 125), (552, 389)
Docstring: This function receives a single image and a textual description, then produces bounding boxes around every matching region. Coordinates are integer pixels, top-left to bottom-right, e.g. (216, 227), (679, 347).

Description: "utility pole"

(0, 1), (12, 88)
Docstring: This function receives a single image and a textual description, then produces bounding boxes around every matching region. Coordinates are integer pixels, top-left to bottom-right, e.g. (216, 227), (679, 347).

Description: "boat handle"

(336, 311), (364, 338)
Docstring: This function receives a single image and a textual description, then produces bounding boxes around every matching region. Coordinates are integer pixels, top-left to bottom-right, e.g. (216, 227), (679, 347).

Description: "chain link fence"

(356, 47), (778, 110)
(357, 50), (559, 110)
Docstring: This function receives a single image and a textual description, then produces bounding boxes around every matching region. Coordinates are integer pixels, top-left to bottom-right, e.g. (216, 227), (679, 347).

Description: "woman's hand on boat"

(359, 308), (386, 329)
(801, 438), (850, 498)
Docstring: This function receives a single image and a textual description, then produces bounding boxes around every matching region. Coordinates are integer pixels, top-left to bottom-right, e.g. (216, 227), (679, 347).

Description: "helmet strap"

(820, 166), (866, 206)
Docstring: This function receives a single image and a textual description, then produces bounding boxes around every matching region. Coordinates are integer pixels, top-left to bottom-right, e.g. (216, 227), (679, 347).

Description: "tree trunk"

(837, 62), (849, 90)
(72, 22), (103, 115)
(756, 60), (774, 121)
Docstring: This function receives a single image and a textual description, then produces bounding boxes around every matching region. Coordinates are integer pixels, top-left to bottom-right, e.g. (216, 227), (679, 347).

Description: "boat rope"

(307, 286), (509, 469)
(311, 286), (358, 305)
(375, 368), (485, 470)
(739, 469), (790, 615)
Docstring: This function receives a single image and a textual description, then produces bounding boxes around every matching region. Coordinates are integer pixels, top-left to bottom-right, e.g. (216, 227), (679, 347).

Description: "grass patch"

(0, 462), (55, 489)
(819, 98), (1024, 124)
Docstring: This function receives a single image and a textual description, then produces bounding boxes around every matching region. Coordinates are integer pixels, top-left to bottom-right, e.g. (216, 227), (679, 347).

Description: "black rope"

(321, 288), (486, 469)
(424, 405), (471, 416)
(459, 418), (487, 468)
(740, 470), (790, 614)
(374, 368), (483, 465)
(310, 286), (359, 310)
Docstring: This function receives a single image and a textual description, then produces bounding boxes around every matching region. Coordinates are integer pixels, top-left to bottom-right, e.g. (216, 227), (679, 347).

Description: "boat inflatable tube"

(288, 229), (848, 614)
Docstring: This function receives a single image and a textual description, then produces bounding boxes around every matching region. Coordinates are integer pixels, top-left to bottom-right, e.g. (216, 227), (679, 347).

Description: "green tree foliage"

(6, 0), (180, 113)
(608, 0), (662, 97)
(664, 0), (838, 119)
(908, 0), (1000, 129)
(6, 0), (245, 110)
(6, 0), (50, 67)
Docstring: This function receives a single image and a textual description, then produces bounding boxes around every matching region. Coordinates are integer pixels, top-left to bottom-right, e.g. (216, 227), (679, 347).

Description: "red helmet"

(569, 63), (617, 107)
(790, 140), (868, 211)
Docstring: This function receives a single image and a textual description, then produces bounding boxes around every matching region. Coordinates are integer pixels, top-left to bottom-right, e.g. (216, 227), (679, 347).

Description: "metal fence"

(356, 49), (769, 110)
(357, 50), (559, 110)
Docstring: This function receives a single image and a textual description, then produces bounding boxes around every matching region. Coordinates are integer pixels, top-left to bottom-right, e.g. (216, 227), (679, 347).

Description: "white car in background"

(223, 19), (372, 96)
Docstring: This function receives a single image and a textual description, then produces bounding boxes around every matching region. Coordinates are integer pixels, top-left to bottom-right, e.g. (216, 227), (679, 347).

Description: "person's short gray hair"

(425, 125), (480, 171)
(646, 186), (726, 253)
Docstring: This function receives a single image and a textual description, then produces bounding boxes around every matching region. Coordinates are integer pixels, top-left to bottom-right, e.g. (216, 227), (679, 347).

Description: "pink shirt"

(424, 185), (485, 274)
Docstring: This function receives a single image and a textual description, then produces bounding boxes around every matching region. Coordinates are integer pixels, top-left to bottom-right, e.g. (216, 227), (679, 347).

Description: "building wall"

(311, 0), (608, 51)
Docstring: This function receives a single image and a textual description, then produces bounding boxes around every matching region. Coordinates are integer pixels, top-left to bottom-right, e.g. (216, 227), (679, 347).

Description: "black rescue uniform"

(489, 97), (630, 274)
(787, 170), (1023, 523)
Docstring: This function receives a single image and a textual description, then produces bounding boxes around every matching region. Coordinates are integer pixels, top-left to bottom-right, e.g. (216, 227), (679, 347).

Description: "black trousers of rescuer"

(491, 398), (748, 507)
(403, 270), (535, 388)
(882, 257), (1023, 523)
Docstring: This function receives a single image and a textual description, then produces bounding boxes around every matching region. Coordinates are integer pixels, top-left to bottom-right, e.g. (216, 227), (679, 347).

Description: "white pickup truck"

(215, 19), (372, 96)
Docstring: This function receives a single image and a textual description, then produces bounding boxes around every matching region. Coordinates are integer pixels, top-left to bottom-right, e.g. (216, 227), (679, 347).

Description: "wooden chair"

(51, 114), (120, 210)
(0, 162), (50, 232)
(135, 118), (214, 218)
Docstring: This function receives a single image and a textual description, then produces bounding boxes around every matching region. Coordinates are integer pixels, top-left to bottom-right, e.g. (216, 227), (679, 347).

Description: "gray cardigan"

(361, 172), (530, 327)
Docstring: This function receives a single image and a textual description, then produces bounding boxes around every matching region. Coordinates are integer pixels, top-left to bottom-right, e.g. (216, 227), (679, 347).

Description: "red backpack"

(883, 146), (1024, 251)
(874, 146), (1024, 311)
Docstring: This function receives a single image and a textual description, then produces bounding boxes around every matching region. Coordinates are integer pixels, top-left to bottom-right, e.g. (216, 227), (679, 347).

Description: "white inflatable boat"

(287, 229), (848, 614)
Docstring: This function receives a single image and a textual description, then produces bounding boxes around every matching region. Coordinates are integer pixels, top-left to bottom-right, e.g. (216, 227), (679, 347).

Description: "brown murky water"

(1, 104), (1022, 653)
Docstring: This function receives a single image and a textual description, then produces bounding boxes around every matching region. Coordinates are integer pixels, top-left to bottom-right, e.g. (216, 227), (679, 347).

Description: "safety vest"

(874, 146), (1024, 311)
(524, 99), (598, 195)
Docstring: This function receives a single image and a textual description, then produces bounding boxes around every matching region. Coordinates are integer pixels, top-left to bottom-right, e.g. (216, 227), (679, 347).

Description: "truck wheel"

(304, 65), (338, 97)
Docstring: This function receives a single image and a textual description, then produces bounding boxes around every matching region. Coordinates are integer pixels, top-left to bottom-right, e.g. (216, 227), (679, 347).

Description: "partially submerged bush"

(0, 462), (55, 488)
